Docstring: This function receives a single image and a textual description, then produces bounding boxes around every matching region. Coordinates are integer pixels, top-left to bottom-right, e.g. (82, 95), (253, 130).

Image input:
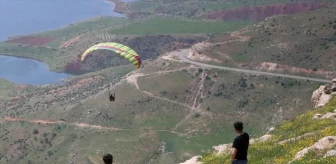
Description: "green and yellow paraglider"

(81, 42), (141, 69)
(81, 42), (141, 102)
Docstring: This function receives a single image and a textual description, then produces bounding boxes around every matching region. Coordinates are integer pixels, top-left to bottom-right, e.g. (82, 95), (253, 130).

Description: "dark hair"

(103, 154), (113, 164)
(234, 121), (243, 131)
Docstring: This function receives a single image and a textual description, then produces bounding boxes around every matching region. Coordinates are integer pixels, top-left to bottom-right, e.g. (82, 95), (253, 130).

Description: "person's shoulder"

(244, 132), (250, 139)
(234, 135), (243, 142)
(234, 135), (241, 139)
(233, 135), (240, 142)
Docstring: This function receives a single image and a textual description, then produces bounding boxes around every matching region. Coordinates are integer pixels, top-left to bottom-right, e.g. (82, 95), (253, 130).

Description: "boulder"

(311, 78), (336, 108)
(179, 156), (202, 164)
(312, 114), (322, 119)
(250, 134), (273, 144)
(213, 143), (232, 155)
(290, 136), (336, 163)
(324, 150), (336, 158)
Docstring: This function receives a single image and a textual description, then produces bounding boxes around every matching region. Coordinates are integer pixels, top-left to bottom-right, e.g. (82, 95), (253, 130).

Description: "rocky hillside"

(196, 5), (336, 79)
(64, 35), (206, 73)
(0, 46), (326, 163)
(1, 1), (335, 163)
(182, 79), (336, 164)
(204, 2), (329, 21)
(129, 0), (334, 19)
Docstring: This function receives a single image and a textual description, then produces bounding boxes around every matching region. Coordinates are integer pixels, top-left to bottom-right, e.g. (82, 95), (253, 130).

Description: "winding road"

(175, 49), (332, 84)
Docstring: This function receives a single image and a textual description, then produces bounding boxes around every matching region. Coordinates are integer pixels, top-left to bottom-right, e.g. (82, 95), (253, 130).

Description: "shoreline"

(0, 0), (135, 85)
(108, 0), (130, 14)
(0, 53), (67, 73)
(2, 0), (133, 41)
(0, 53), (74, 86)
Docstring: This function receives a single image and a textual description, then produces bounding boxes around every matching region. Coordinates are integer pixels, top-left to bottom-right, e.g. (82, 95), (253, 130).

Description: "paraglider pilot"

(109, 91), (115, 101)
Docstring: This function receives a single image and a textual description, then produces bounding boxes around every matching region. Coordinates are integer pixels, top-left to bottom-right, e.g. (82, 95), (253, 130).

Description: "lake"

(0, 0), (133, 85)
(0, 55), (72, 85)
(0, 0), (126, 41)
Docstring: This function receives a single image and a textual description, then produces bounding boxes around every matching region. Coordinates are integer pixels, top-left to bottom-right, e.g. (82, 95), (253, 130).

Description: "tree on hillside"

(33, 129), (39, 135)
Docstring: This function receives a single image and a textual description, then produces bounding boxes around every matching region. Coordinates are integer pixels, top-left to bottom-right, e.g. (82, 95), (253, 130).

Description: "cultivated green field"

(37, 17), (129, 38)
(110, 17), (255, 35)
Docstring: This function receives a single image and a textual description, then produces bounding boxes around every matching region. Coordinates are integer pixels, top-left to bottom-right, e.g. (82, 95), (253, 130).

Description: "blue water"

(0, 0), (126, 41)
(0, 0), (134, 85)
(0, 55), (72, 85)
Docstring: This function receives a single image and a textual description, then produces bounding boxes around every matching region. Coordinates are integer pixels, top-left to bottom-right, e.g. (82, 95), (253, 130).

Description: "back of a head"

(103, 154), (113, 164)
(234, 121), (243, 132)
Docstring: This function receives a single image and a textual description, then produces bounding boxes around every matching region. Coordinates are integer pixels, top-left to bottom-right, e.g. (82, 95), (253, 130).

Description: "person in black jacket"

(231, 121), (250, 164)
(103, 154), (113, 164)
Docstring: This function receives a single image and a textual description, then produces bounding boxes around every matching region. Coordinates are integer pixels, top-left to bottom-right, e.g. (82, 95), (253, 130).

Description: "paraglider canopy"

(81, 42), (141, 69)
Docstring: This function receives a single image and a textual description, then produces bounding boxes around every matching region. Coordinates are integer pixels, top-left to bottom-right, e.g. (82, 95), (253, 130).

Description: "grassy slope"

(199, 6), (336, 77)
(36, 17), (129, 38)
(0, 65), (139, 164)
(0, 0), (335, 163)
(0, 79), (16, 95)
(0, 52), (325, 163)
(138, 66), (322, 145)
(0, 122), (159, 164)
(201, 99), (336, 164)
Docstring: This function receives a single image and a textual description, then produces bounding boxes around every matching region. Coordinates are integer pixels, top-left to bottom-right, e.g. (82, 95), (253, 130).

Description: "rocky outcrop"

(187, 42), (222, 63)
(289, 136), (336, 163)
(180, 133), (273, 164)
(181, 78), (334, 164)
(205, 2), (328, 21)
(324, 150), (336, 158)
(279, 132), (316, 145)
(313, 109), (336, 120)
(212, 143), (232, 156)
(179, 156), (202, 164)
(311, 79), (336, 108)
(250, 134), (273, 144)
